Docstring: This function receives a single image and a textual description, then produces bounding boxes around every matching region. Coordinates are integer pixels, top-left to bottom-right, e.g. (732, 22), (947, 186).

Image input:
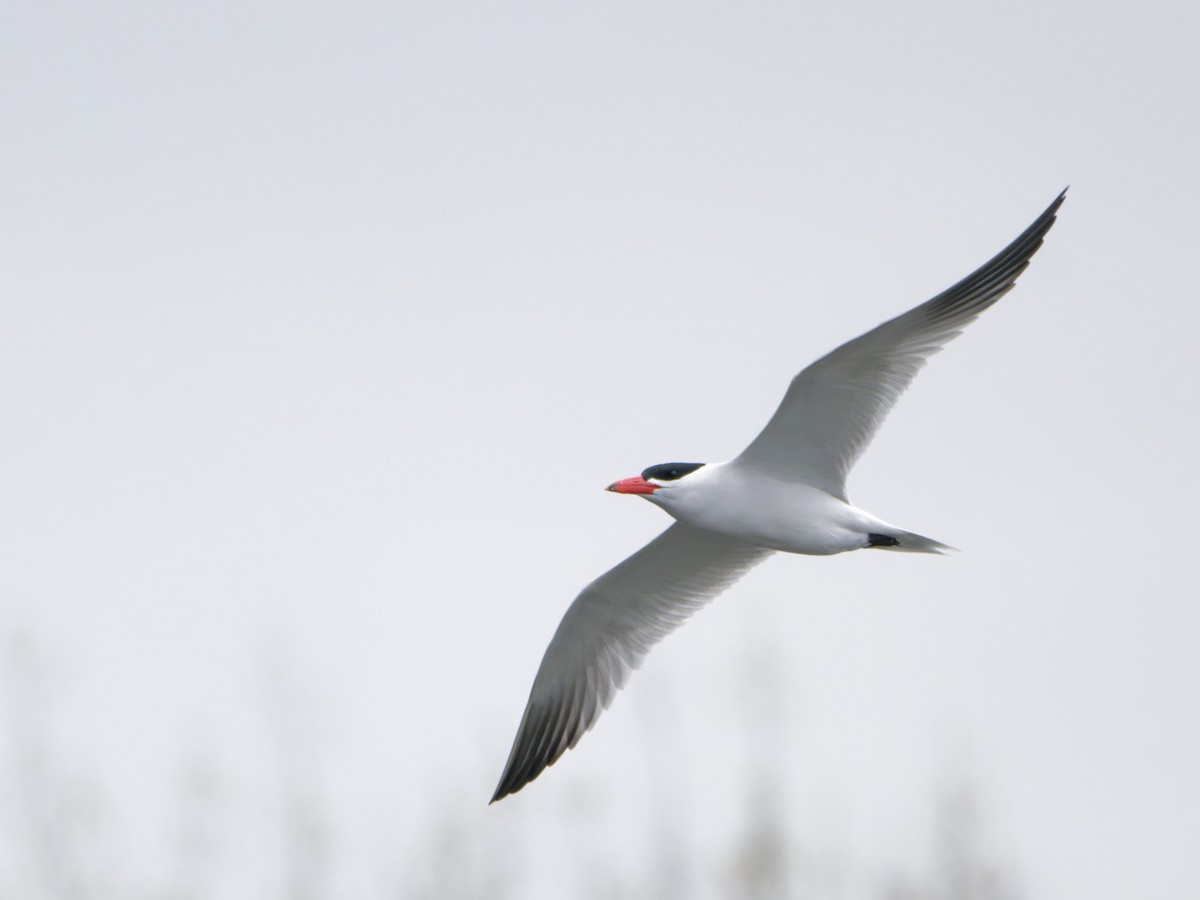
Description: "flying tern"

(492, 191), (1065, 802)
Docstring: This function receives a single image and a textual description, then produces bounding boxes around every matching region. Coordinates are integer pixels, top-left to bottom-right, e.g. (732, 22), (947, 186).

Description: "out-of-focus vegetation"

(1, 635), (1021, 900)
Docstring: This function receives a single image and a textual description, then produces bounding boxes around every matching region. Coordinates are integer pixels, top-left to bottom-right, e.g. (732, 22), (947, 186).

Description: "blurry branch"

(730, 778), (791, 900)
(0, 634), (105, 900)
(401, 806), (516, 900)
(729, 642), (793, 900)
(164, 752), (223, 900)
(260, 650), (332, 900)
(881, 776), (1021, 900)
(634, 674), (693, 900)
(931, 778), (1019, 900)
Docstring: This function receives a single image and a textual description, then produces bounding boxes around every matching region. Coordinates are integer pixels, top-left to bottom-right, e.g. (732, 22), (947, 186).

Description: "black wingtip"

(1039, 187), (1068, 228)
(490, 775), (514, 805)
(489, 768), (521, 805)
(488, 700), (560, 804)
(490, 752), (536, 803)
(917, 187), (1066, 325)
(489, 762), (535, 804)
(1031, 187), (1067, 231)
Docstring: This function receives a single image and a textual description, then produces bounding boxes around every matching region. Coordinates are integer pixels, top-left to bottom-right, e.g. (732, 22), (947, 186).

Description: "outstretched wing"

(491, 523), (772, 802)
(734, 190), (1065, 499)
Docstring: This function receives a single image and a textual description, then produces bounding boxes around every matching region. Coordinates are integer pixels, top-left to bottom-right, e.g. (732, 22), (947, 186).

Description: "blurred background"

(2, 2), (1197, 897)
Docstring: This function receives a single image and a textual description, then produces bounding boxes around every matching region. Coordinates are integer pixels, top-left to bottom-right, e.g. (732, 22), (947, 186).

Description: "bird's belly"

(674, 485), (868, 556)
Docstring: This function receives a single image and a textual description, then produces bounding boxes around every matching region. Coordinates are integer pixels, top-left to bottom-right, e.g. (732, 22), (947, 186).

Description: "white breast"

(650, 464), (879, 556)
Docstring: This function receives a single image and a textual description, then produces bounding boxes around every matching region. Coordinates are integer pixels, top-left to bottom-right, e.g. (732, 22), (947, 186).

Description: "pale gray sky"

(2, 2), (1197, 898)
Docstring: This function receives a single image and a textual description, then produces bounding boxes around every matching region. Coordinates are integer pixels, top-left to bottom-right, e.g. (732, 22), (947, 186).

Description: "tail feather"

(869, 530), (956, 554)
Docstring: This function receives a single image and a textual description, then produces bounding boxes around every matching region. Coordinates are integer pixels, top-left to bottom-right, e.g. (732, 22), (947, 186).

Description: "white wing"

(491, 523), (771, 802)
(735, 190), (1065, 499)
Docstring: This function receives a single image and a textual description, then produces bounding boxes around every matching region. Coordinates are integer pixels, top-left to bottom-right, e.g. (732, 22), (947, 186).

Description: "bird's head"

(606, 462), (708, 504)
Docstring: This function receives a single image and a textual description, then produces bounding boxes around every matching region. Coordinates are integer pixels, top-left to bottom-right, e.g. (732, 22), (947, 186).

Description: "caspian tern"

(492, 191), (1065, 803)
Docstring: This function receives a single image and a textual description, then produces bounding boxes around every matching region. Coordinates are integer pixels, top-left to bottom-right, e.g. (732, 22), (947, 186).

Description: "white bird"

(492, 191), (1065, 802)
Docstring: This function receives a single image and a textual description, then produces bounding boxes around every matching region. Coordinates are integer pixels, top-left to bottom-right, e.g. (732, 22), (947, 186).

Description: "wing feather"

(491, 523), (771, 802)
(734, 190), (1065, 498)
